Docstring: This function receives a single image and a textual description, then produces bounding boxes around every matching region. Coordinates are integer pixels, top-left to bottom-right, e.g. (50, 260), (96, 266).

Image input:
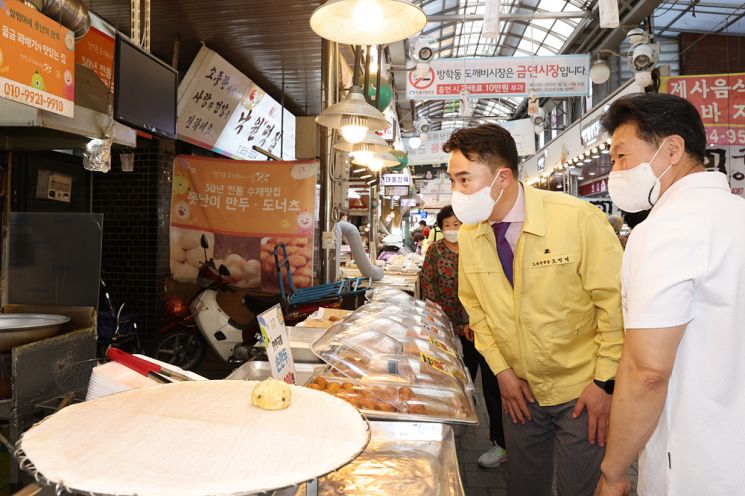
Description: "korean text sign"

(170, 156), (318, 292)
(177, 45), (296, 161)
(257, 304), (296, 384)
(406, 55), (590, 100)
(661, 73), (745, 146)
(75, 26), (114, 90)
(0, 1), (75, 116)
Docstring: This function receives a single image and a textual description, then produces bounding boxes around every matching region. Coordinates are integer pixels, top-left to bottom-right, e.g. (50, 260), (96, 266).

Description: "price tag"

(420, 352), (454, 377)
(257, 304), (296, 384)
(429, 336), (457, 357)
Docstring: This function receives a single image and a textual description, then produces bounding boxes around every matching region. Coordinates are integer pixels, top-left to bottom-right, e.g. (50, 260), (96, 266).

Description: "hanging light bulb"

(340, 115), (369, 144)
(368, 157), (385, 171)
(408, 136), (422, 150)
(353, 150), (375, 165)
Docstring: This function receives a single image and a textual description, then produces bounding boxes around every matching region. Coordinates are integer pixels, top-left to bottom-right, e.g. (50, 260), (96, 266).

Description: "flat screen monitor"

(114, 34), (177, 139)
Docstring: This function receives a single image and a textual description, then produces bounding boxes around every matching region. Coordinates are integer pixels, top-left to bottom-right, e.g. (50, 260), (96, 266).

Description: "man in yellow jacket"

(445, 124), (624, 496)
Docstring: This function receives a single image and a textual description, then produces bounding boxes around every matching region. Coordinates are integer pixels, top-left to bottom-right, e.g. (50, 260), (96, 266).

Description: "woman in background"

(421, 205), (506, 469)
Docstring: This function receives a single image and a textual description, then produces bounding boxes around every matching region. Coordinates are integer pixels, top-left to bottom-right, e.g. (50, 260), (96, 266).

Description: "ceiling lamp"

(334, 129), (391, 153)
(316, 86), (389, 144)
(353, 151), (398, 171)
(310, 0), (427, 46)
(408, 136), (422, 150)
(590, 59), (611, 85)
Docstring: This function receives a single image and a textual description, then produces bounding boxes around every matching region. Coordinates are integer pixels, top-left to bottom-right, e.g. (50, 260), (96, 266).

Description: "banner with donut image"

(170, 155), (318, 291)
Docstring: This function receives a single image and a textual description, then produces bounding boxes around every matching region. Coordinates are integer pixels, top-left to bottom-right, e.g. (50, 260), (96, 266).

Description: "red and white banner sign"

(661, 73), (745, 147)
(406, 55), (590, 100)
(661, 73), (745, 198)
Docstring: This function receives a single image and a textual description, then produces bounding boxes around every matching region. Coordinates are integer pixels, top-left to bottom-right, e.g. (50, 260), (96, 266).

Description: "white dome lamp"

(310, 0), (427, 45)
(316, 86), (390, 144)
(590, 59), (611, 85)
(408, 136), (422, 150)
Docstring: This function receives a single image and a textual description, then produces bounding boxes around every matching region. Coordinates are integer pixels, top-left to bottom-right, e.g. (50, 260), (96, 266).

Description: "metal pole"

(368, 183), (378, 261)
(320, 39), (338, 284)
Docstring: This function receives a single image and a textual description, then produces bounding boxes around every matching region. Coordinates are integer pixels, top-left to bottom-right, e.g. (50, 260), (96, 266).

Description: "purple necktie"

(493, 222), (514, 286)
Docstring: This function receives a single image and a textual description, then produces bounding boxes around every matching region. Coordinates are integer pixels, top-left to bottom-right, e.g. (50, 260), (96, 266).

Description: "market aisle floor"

(456, 374), (639, 496)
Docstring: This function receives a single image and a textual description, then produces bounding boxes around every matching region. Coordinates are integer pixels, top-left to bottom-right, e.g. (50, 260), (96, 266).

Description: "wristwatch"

(593, 378), (615, 395)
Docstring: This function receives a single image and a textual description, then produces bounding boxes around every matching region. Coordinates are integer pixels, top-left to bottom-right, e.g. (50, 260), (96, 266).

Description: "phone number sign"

(0, 1), (76, 117)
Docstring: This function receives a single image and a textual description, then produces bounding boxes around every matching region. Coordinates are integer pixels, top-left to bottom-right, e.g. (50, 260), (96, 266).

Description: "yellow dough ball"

(251, 378), (292, 410)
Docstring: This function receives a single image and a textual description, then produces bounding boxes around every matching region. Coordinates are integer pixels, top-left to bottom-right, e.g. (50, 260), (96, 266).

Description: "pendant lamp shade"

(310, 0), (427, 45)
(316, 86), (390, 142)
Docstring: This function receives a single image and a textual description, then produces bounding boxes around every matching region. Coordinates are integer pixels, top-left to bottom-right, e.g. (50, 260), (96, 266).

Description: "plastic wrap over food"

(309, 322), (476, 424)
(351, 302), (453, 335)
(365, 287), (447, 319)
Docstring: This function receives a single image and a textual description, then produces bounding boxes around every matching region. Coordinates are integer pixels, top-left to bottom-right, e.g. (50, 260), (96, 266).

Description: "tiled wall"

(91, 136), (174, 340)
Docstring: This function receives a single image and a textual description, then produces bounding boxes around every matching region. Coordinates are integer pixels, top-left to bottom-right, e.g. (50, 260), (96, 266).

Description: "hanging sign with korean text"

(170, 156), (317, 292)
(75, 24), (114, 91)
(661, 73), (745, 147)
(406, 55), (590, 100)
(661, 73), (745, 199)
(257, 304), (296, 384)
(177, 46), (295, 160)
(0, 0), (75, 116)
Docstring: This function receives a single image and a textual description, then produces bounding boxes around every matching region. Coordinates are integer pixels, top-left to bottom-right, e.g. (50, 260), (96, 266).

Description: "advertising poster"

(170, 156), (318, 291)
(406, 54), (590, 100)
(661, 74), (745, 198)
(177, 46), (295, 161)
(75, 25), (114, 90)
(0, 0), (75, 116)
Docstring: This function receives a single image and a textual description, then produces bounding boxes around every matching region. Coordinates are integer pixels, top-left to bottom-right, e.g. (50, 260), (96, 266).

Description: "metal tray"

(225, 361), (322, 385)
(271, 421), (464, 496)
(0, 314), (70, 352)
(254, 327), (324, 363)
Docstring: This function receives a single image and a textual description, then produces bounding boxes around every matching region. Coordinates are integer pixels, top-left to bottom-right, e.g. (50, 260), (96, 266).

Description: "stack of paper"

(86, 354), (206, 401)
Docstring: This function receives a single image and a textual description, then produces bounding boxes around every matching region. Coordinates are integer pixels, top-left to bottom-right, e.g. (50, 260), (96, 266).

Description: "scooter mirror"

(200, 234), (209, 250)
(218, 264), (231, 277)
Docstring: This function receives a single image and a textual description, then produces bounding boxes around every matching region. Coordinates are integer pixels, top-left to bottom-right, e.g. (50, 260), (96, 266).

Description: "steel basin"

(0, 314), (71, 352)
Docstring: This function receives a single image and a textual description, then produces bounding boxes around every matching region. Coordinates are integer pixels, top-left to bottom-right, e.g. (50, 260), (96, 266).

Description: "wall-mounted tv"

(114, 34), (177, 139)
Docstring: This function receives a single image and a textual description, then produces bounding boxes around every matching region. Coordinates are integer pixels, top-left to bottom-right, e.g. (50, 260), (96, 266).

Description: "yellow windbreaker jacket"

(458, 185), (624, 406)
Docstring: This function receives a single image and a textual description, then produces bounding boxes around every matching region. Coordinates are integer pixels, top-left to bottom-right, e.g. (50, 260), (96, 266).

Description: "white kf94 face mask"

(451, 170), (505, 224)
(608, 139), (673, 213)
(442, 230), (459, 243)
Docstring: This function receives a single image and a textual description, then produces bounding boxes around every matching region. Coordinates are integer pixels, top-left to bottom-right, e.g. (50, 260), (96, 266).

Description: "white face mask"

(608, 140), (673, 213)
(443, 230), (459, 243)
(451, 170), (504, 224)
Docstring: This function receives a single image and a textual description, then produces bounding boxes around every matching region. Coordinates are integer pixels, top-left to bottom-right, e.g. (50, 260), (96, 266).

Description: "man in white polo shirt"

(595, 93), (745, 496)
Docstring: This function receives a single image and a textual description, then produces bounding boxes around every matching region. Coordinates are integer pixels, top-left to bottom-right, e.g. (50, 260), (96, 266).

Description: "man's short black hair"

(436, 205), (456, 230)
(600, 93), (706, 163)
(442, 123), (519, 176)
(419, 220), (427, 226)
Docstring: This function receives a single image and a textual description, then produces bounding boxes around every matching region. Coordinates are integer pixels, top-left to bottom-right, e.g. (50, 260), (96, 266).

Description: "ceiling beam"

(426, 12), (588, 22)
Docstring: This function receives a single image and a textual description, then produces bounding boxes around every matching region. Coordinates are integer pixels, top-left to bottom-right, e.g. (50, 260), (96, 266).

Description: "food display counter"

(274, 421), (464, 496)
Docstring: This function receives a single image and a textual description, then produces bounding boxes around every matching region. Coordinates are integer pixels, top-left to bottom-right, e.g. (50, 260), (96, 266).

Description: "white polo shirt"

(622, 171), (745, 496)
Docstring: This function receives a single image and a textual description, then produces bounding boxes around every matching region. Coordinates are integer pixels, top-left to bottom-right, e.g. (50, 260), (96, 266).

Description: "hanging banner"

(170, 156), (317, 291)
(661, 73), (745, 146)
(177, 45), (295, 161)
(75, 25), (115, 91)
(407, 118), (536, 165)
(406, 55), (590, 100)
(661, 74), (745, 198)
(0, 0), (75, 116)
